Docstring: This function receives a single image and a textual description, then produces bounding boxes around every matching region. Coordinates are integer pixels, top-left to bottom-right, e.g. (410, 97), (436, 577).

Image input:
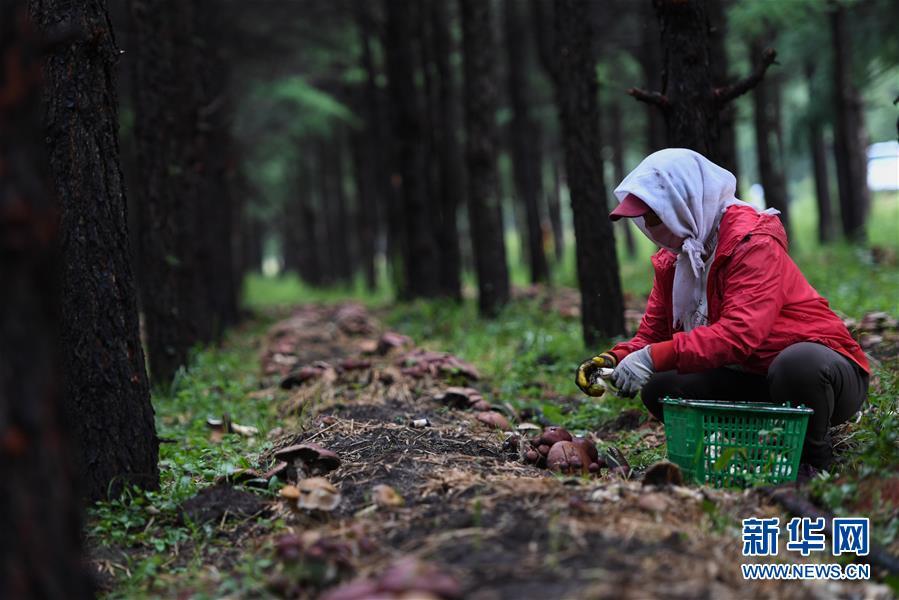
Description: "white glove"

(611, 346), (655, 397)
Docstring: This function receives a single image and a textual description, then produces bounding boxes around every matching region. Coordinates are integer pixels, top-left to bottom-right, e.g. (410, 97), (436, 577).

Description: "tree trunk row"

(1, 2), (93, 593)
(30, 0), (159, 500)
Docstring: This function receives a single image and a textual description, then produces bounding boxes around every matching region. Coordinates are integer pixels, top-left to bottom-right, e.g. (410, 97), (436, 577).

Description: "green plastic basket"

(661, 397), (813, 488)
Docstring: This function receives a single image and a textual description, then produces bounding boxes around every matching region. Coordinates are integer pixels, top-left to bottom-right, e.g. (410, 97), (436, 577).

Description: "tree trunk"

(317, 138), (338, 286)
(609, 98), (636, 258)
(830, 4), (869, 242)
(630, 0), (775, 171)
(504, 0), (548, 284)
(428, 0), (464, 299)
(530, 3), (564, 264)
(707, 0), (739, 181)
(130, 0), (204, 385)
(299, 150), (324, 285)
(29, 0), (159, 500)
(242, 214), (263, 274)
(460, 0), (510, 316)
(637, 0), (665, 153)
(384, 0), (441, 299)
(351, 128), (378, 290)
(0, 4), (93, 594)
(547, 160), (564, 263)
(810, 122), (834, 244)
(282, 162), (303, 277)
(331, 134), (354, 284)
(750, 38), (790, 231)
(194, 0), (239, 337)
(654, 0), (718, 156)
(806, 64), (834, 244)
(538, 0), (625, 344)
(355, 7), (386, 291)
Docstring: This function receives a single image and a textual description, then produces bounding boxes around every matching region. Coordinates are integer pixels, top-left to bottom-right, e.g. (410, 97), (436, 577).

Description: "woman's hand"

(611, 346), (655, 397)
(575, 353), (617, 396)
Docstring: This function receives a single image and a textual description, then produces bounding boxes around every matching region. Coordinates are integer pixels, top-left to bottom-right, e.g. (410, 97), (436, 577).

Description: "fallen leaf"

(231, 423), (259, 437)
(372, 484), (405, 508)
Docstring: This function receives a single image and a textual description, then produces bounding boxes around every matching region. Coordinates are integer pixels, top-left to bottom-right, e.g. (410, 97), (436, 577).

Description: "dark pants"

(641, 342), (868, 470)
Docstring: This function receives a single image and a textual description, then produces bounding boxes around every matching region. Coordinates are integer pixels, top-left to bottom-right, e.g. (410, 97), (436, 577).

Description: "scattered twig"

(302, 421), (340, 442)
(714, 47), (778, 105)
(626, 87), (670, 109)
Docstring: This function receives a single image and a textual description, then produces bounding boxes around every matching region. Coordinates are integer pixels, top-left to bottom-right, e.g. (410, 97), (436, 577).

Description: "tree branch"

(626, 87), (669, 109)
(714, 47), (778, 105)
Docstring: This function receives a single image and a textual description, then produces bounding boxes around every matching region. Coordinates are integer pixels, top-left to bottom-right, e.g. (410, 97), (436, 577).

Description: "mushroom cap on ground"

(273, 443), (341, 473)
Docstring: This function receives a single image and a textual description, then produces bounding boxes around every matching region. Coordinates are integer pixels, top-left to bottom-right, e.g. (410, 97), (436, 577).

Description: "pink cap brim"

(609, 193), (651, 221)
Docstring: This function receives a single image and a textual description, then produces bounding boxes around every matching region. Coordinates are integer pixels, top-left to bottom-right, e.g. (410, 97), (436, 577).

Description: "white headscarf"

(613, 148), (778, 331)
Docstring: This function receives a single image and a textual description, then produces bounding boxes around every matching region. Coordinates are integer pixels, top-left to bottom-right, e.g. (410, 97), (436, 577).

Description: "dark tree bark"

(547, 160), (564, 263)
(316, 138), (339, 286)
(282, 156), (304, 278)
(0, 3), (93, 595)
(384, 0), (440, 299)
(707, 0), (739, 181)
(636, 0), (665, 153)
(750, 38), (789, 231)
(608, 98), (636, 258)
(351, 127), (378, 290)
(806, 63), (834, 244)
(242, 213), (263, 275)
(331, 133), (354, 284)
(299, 151), (324, 285)
(530, 7), (564, 263)
(629, 0), (776, 167)
(810, 123), (834, 244)
(504, 0), (548, 284)
(194, 0), (239, 337)
(29, 0), (159, 500)
(427, 0), (463, 299)
(460, 0), (510, 316)
(130, 0), (203, 385)
(355, 7), (387, 291)
(535, 0), (625, 344)
(830, 4), (869, 242)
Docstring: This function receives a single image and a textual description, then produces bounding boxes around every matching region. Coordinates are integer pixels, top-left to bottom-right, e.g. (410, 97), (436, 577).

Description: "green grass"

(92, 191), (898, 596)
(89, 319), (287, 598)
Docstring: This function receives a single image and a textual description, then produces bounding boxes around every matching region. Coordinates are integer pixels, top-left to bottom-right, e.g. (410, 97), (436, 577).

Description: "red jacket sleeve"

(657, 236), (786, 373)
(610, 259), (673, 362)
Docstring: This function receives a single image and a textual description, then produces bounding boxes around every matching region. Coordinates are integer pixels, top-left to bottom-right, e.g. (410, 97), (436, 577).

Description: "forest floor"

(88, 272), (899, 598)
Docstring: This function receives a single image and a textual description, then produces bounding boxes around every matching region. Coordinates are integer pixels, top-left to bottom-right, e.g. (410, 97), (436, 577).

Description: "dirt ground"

(124, 301), (890, 600)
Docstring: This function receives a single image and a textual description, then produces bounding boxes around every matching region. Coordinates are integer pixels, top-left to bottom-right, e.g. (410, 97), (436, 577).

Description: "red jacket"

(610, 205), (870, 375)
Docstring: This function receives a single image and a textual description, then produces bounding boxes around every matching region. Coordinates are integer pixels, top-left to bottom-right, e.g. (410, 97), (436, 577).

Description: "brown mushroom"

(261, 460), (289, 481)
(535, 426), (572, 447)
(434, 386), (482, 409)
(546, 441), (589, 474)
(475, 411), (511, 430)
(339, 357), (371, 371)
(377, 558), (462, 599)
(296, 477), (341, 511)
(470, 399), (492, 411)
(274, 443), (341, 479)
(642, 460), (683, 487)
(572, 436), (604, 473)
(376, 331), (413, 355)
